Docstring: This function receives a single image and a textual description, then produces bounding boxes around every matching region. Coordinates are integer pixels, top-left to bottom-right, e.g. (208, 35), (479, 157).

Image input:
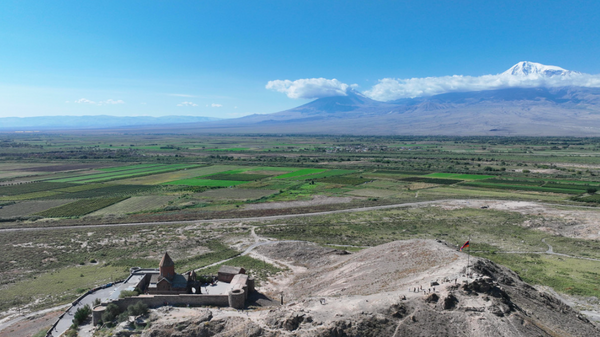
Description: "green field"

(425, 173), (495, 180)
(48, 164), (199, 183)
(163, 179), (248, 187)
(400, 177), (463, 185)
(36, 197), (128, 217)
(203, 173), (271, 181)
(287, 169), (355, 180)
(275, 168), (327, 179)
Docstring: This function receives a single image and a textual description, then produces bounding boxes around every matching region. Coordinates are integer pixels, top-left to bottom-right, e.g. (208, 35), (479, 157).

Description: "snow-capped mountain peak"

(503, 61), (574, 77)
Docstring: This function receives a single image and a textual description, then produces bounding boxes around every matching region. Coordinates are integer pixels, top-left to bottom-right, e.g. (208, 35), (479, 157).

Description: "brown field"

(88, 195), (177, 216)
(0, 200), (73, 218)
(0, 171), (46, 180)
(115, 165), (241, 185)
(8, 163), (114, 172)
(195, 188), (278, 200)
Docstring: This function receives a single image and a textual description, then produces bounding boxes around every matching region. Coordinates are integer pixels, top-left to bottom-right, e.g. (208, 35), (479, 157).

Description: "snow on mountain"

(502, 61), (576, 77)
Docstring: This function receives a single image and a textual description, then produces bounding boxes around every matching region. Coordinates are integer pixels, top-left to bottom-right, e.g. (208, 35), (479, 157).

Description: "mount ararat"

(4, 62), (600, 136)
(155, 62), (600, 136)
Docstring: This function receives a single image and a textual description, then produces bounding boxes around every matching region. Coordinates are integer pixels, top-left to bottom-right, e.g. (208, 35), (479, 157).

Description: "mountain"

(502, 61), (577, 77)
(0, 115), (221, 131)
(7, 62), (600, 136)
(155, 62), (600, 136)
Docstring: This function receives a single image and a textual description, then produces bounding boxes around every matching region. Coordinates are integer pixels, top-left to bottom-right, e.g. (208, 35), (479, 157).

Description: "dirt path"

(3, 199), (598, 233)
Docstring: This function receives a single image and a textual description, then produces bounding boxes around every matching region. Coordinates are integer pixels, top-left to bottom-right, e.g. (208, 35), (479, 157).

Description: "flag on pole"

(460, 240), (470, 251)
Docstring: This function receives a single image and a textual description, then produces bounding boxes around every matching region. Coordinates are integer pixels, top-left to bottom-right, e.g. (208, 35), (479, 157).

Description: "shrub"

(101, 303), (120, 325)
(127, 301), (148, 316)
(587, 187), (598, 194)
(72, 304), (92, 326)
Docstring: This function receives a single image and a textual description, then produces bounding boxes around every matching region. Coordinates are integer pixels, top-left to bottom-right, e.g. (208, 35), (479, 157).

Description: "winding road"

(3, 198), (600, 335)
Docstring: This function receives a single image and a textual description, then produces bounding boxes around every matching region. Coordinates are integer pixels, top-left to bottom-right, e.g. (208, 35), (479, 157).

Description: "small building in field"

(218, 265), (246, 283)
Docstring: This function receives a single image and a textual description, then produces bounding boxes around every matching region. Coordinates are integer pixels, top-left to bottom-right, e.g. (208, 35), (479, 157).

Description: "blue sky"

(1, 0), (599, 118)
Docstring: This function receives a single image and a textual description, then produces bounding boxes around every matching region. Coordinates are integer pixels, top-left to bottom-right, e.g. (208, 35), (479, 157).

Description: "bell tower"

(159, 252), (175, 281)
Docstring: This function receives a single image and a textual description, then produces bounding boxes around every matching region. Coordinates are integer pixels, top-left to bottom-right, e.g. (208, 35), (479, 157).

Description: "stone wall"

(93, 293), (239, 325)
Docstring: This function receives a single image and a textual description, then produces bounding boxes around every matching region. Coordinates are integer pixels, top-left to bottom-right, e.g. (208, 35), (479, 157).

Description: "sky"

(1, 0), (600, 118)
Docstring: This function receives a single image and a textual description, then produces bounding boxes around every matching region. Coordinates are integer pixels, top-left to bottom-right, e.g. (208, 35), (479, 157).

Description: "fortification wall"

(93, 293), (237, 325)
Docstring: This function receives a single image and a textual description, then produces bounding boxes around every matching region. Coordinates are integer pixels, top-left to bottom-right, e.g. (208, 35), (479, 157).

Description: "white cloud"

(266, 78), (350, 99)
(100, 99), (125, 105)
(364, 71), (600, 101)
(211, 103), (222, 108)
(73, 98), (124, 105)
(177, 101), (198, 107)
(74, 98), (96, 104)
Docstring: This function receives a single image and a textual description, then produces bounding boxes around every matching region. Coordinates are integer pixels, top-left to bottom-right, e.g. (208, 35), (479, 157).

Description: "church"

(134, 252), (201, 294)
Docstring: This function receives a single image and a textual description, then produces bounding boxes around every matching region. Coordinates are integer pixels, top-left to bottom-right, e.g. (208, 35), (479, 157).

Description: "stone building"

(133, 252), (201, 294)
(218, 265), (246, 283)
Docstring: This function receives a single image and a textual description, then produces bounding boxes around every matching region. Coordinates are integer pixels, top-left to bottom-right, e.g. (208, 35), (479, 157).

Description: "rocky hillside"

(140, 240), (600, 336)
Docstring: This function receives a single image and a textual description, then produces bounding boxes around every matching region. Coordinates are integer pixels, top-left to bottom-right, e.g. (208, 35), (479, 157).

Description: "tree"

(587, 187), (598, 194)
(72, 304), (92, 326)
(101, 303), (120, 325)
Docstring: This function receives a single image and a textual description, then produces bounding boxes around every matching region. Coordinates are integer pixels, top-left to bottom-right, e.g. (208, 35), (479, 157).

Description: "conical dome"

(159, 252), (175, 267)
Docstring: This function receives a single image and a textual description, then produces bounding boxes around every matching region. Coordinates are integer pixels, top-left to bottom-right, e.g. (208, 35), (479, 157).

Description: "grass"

(287, 169), (356, 180)
(199, 255), (284, 285)
(0, 191), (62, 201)
(0, 264), (127, 312)
(0, 200), (73, 218)
(203, 173), (271, 181)
(117, 165), (241, 185)
(275, 168), (327, 179)
(314, 176), (370, 185)
(425, 173), (495, 180)
(400, 177), (463, 185)
(461, 182), (585, 195)
(89, 195), (176, 216)
(206, 147), (250, 151)
(195, 188), (278, 200)
(0, 182), (76, 196)
(37, 197), (128, 217)
(163, 179), (248, 187)
(48, 164), (199, 184)
(474, 253), (600, 297)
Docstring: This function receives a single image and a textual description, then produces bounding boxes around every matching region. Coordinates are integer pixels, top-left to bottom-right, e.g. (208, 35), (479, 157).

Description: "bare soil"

(0, 309), (61, 337)
(439, 200), (600, 240)
(244, 196), (354, 210)
(141, 240), (600, 336)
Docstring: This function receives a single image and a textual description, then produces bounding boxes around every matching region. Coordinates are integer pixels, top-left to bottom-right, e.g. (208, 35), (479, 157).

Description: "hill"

(140, 240), (600, 336)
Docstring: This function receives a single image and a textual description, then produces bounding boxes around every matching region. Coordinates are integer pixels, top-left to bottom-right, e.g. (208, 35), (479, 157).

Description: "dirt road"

(2, 199), (597, 233)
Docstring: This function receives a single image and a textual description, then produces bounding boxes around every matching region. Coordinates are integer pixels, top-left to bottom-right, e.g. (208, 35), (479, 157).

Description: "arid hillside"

(141, 240), (600, 336)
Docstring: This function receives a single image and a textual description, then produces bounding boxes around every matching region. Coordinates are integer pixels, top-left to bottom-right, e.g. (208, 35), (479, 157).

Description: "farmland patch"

(89, 195), (176, 216)
(195, 188), (278, 200)
(425, 173), (495, 180)
(275, 168), (327, 179)
(314, 176), (370, 185)
(346, 188), (398, 198)
(0, 200), (73, 218)
(36, 197), (128, 217)
(117, 165), (241, 185)
(400, 177), (463, 185)
(203, 173), (270, 181)
(287, 169), (355, 180)
(163, 179), (248, 187)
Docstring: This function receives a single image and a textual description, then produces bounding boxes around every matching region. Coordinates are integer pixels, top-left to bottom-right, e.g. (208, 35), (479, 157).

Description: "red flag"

(460, 240), (470, 251)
